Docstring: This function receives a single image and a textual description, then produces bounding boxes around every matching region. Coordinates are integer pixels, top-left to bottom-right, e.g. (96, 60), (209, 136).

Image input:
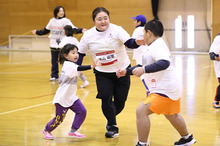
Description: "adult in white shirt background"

(77, 7), (145, 138)
(32, 6), (86, 81)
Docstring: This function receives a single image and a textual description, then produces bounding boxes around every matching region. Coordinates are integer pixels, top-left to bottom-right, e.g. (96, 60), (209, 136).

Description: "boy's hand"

(132, 67), (144, 77)
(135, 38), (145, 46)
(116, 69), (126, 78)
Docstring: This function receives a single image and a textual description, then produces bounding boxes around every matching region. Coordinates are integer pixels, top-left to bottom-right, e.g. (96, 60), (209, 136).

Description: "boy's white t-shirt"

(58, 36), (80, 48)
(142, 37), (182, 100)
(132, 26), (147, 65)
(53, 61), (79, 107)
(46, 18), (76, 48)
(209, 35), (220, 78)
(79, 23), (131, 73)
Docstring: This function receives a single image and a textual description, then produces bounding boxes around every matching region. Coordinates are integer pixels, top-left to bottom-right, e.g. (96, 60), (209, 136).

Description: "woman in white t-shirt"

(77, 7), (145, 138)
(32, 6), (86, 81)
(116, 20), (196, 146)
(42, 44), (96, 140)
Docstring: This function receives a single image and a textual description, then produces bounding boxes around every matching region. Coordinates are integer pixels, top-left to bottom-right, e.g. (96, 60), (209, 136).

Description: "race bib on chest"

(96, 50), (118, 66)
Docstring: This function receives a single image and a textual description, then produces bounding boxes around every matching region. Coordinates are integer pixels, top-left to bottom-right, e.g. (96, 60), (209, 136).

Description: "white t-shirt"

(46, 18), (76, 48)
(53, 61), (79, 107)
(79, 23), (131, 73)
(58, 36), (80, 48)
(142, 37), (182, 100)
(132, 26), (147, 65)
(209, 35), (220, 78)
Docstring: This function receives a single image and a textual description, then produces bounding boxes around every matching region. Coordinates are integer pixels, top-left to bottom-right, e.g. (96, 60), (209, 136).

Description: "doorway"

(158, 0), (211, 52)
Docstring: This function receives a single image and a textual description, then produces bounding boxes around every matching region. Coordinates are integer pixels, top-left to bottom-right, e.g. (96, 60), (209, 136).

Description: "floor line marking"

(0, 101), (51, 116)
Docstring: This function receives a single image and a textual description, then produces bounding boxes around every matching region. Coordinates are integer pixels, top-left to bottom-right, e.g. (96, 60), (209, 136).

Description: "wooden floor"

(0, 50), (219, 146)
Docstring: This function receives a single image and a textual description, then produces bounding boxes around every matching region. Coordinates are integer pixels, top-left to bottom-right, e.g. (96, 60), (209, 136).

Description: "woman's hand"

(116, 69), (126, 78)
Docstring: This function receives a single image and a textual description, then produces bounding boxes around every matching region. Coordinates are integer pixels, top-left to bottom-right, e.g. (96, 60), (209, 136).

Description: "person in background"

(131, 14), (149, 95)
(116, 20), (196, 146)
(42, 44), (96, 140)
(77, 7), (145, 138)
(209, 33), (220, 108)
(32, 6), (86, 81)
(58, 25), (89, 88)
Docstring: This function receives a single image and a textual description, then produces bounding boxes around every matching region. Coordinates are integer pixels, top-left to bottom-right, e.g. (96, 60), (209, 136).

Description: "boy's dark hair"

(59, 44), (78, 64)
(92, 7), (110, 21)
(64, 25), (74, 36)
(54, 6), (66, 18)
(144, 20), (164, 37)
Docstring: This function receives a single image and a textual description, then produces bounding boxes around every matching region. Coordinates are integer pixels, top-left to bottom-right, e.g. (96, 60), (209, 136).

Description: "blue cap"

(131, 15), (146, 24)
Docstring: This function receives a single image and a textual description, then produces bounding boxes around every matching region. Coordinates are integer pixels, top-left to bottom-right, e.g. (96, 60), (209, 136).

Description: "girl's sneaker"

(42, 130), (54, 140)
(68, 131), (85, 138)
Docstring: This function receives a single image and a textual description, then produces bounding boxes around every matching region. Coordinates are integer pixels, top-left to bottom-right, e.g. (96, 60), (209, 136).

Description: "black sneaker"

(174, 134), (196, 146)
(105, 126), (119, 138)
(136, 142), (149, 146)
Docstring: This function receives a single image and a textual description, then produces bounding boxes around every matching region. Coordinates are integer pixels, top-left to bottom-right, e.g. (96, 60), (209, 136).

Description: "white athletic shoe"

(49, 77), (59, 82)
(80, 80), (89, 88)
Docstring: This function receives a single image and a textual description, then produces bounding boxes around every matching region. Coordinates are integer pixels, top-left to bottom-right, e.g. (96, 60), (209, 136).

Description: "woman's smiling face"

(94, 11), (110, 31)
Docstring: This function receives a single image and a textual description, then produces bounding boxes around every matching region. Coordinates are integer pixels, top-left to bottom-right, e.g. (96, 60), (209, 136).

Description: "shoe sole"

(174, 139), (196, 146)
(105, 133), (119, 138)
(80, 84), (89, 88)
(42, 131), (54, 140)
(213, 106), (220, 108)
(68, 135), (85, 138)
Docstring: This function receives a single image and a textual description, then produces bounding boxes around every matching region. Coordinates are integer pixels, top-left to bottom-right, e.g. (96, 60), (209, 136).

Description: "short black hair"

(64, 25), (74, 36)
(144, 20), (164, 37)
(92, 7), (110, 21)
(54, 6), (66, 18)
(59, 44), (78, 64)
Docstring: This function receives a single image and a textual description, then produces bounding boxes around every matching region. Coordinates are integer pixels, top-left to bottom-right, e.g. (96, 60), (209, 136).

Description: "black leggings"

(101, 97), (126, 126)
(94, 68), (130, 126)
(50, 48), (60, 78)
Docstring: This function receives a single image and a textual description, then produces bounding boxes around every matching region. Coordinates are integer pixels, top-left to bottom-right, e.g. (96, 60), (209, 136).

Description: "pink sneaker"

(42, 130), (54, 140)
(68, 131), (85, 138)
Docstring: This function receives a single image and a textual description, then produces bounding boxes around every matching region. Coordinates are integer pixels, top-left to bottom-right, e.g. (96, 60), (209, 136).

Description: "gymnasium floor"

(0, 50), (219, 146)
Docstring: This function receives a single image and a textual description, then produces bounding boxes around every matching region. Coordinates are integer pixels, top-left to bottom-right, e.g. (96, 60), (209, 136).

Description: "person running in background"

(32, 6), (86, 81)
(131, 14), (149, 95)
(42, 44), (96, 140)
(77, 7), (145, 138)
(58, 25), (89, 88)
(116, 20), (196, 146)
(209, 33), (220, 108)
